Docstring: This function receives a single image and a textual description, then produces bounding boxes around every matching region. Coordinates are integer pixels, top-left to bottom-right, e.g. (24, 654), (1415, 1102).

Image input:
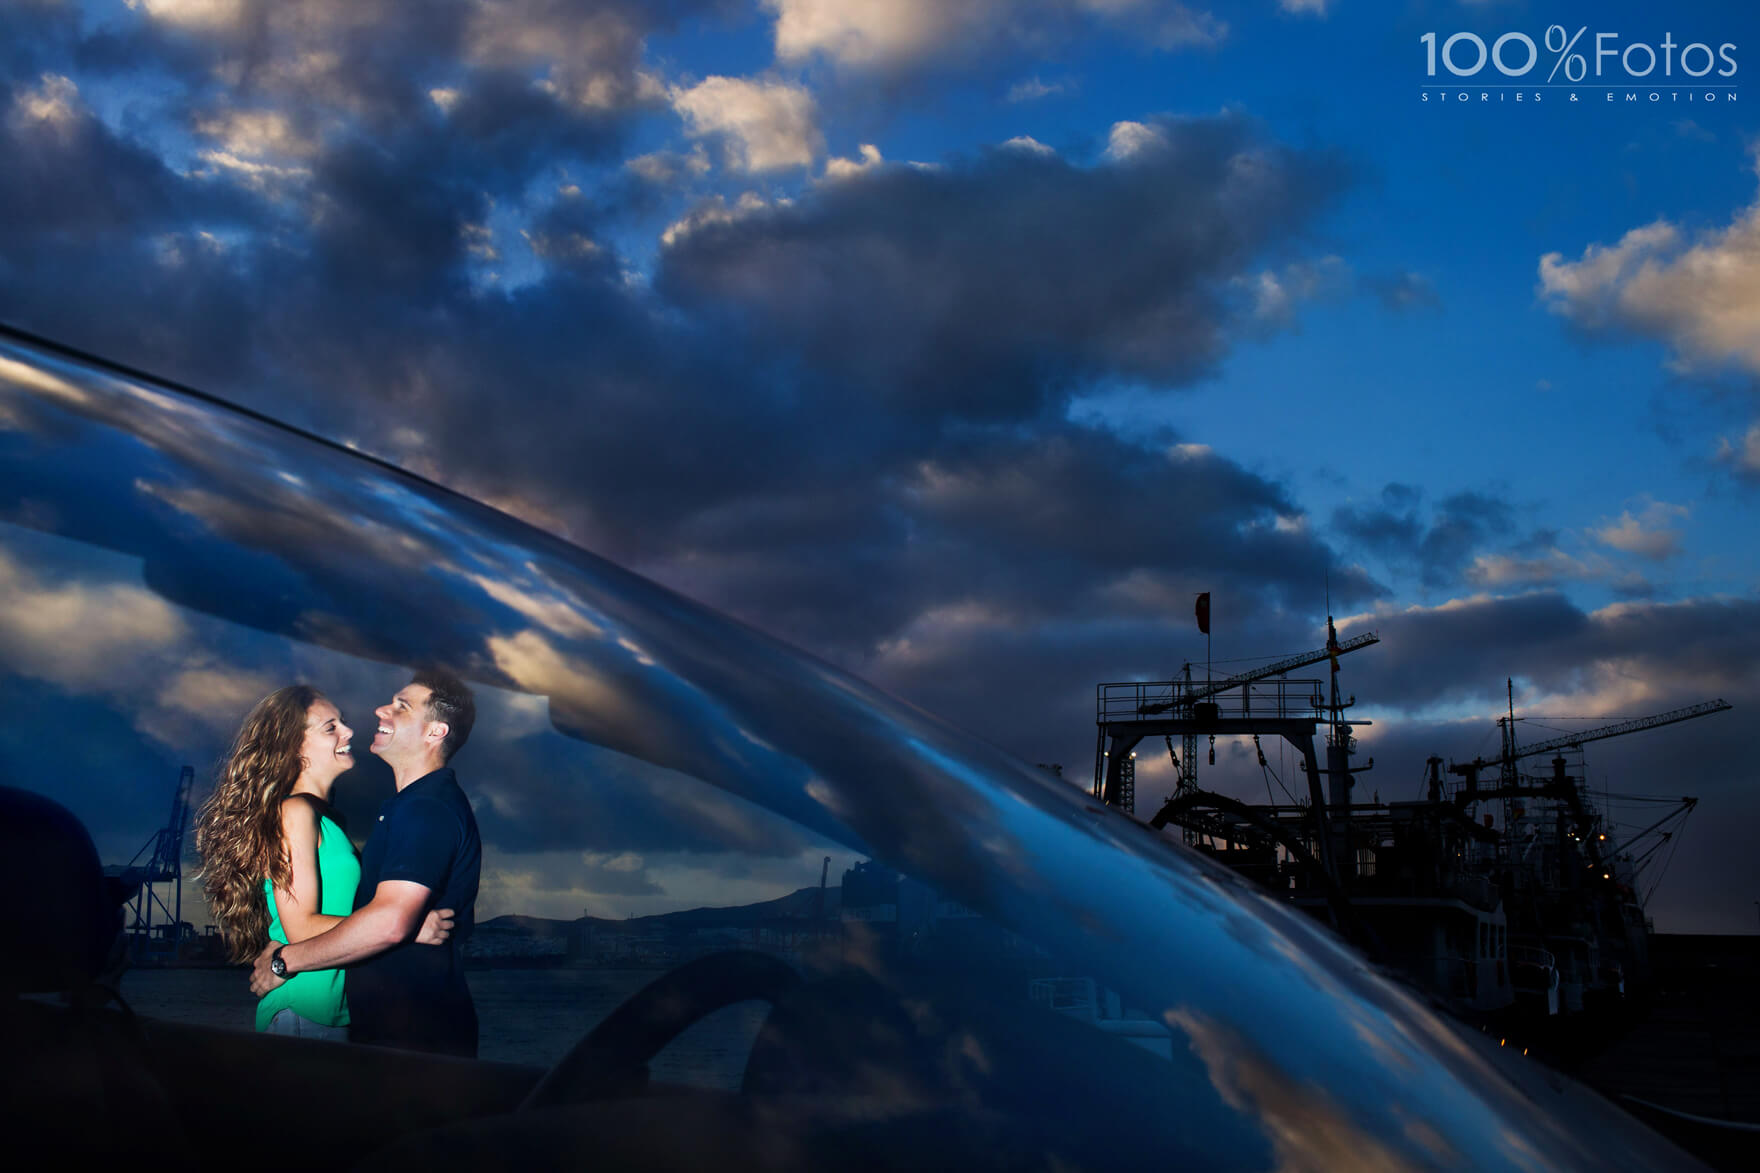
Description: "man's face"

(371, 684), (436, 766)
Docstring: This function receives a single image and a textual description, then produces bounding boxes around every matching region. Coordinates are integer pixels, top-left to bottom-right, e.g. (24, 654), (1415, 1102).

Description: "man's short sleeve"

(376, 797), (458, 892)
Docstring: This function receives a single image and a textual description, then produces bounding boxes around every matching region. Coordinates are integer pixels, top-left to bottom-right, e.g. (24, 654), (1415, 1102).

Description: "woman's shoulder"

(278, 793), (329, 828)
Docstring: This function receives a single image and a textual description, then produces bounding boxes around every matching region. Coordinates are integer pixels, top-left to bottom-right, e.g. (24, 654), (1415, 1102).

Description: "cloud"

(3, 71), (239, 241)
(1103, 118), (1165, 160)
(1333, 494), (1689, 589)
(1278, 0), (1329, 16)
(1590, 501), (1688, 560)
(1007, 76), (1068, 103)
(1330, 486), (1676, 594)
(660, 190), (773, 246)
(0, 527), (314, 757)
(0, 12), (1401, 923)
(1366, 270), (1440, 313)
(1538, 156), (1760, 375)
(115, 0), (692, 147)
(763, 0), (1225, 73)
(158, 664), (282, 722)
(3, 64), (1360, 685)
(126, 0), (247, 31)
(1334, 592), (1760, 719)
(821, 142), (883, 182)
(12, 71), (79, 128)
(1465, 546), (1605, 588)
(1000, 134), (1055, 156)
(670, 75), (823, 173)
(1331, 486), (1520, 590)
(626, 142), (711, 185)
(1238, 256), (1349, 328)
(658, 112), (1351, 424)
(462, 0), (670, 114)
(1714, 422), (1760, 483)
(0, 541), (186, 689)
(194, 106), (320, 159)
(190, 105), (319, 194)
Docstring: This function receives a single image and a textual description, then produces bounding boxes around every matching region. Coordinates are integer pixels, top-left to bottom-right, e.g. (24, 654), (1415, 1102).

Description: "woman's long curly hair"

(194, 685), (321, 962)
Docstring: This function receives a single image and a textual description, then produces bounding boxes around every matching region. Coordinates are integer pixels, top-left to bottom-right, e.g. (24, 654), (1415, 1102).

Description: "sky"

(1, 0), (1758, 934)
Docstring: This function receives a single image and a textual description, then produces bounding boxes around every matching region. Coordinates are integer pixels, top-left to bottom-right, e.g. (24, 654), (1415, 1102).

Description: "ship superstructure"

(1094, 626), (1722, 1020)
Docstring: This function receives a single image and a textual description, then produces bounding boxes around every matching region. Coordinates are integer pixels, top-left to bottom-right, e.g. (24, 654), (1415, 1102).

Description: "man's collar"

(390, 765), (455, 798)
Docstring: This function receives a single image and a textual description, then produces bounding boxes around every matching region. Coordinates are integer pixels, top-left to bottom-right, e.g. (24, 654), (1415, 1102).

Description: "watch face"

(271, 953), (286, 977)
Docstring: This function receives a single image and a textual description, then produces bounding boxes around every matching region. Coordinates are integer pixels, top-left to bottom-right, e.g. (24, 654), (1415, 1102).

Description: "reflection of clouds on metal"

(0, 539), (185, 683)
(0, 530), (281, 749)
(1168, 1007), (1445, 1173)
(0, 327), (1698, 1168)
(465, 569), (605, 640)
(0, 352), (95, 411)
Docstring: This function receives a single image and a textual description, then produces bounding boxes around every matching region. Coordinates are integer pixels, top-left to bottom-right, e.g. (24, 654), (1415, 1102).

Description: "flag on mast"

(1195, 593), (1210, 635)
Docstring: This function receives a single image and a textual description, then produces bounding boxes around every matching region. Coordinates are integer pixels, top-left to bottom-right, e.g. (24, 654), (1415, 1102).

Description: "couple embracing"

(194, 669), (482, 1058)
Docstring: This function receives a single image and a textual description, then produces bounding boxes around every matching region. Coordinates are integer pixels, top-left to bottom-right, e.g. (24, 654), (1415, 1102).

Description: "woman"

(195, 685), (451, 1039)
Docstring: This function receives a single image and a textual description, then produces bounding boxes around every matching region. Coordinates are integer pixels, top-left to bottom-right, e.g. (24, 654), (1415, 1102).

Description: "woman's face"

(299, 699), (354, 786)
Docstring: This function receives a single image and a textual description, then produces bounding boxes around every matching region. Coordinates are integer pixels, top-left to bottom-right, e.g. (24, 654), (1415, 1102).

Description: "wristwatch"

(270, 945), (289, 978)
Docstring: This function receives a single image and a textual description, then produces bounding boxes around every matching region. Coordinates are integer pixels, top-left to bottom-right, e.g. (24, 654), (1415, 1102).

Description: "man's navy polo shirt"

(347, 766), (482, 1057)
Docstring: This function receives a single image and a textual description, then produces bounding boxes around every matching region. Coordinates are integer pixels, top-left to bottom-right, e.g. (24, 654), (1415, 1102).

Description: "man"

(251, 668), (482, 1057)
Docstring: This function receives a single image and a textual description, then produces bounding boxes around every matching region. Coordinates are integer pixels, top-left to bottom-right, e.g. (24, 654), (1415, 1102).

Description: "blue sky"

(2, 0), (1757, 931)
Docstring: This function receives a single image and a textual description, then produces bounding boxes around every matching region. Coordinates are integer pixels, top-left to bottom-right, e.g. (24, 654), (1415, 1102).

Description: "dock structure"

(1094, 622), (1380, 886)
(1092, 630), (1728, 1025)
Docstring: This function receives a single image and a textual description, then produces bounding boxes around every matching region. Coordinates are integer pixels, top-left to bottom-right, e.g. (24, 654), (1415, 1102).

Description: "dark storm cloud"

(3, 5), (1393, 898)
(1332, 485), (1518, 590)
(1338, 592), (1593, 712)
(641, 420), (1383, 660)
(866, 614), (1248, 782)
(0, 74), (242, 239)
(1337, 592), (1760, 716)
(123, 0), (709, 131)
(900, 426), (1379, 609)
(4, 3), (1364, 678)
(657, 114), (1352, 423)
(1, 119), (1359, 662)
(305, 137), (491, 291)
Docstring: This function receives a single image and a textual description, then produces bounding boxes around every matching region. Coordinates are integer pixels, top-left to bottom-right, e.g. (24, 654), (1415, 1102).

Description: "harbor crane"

(1446, 695), (1728, 897)
(1450, 696), (1733, 791)
(1095, 622), (1380, 884)
(1116, 624), (1378, 803)
(107, 765), (196, 959)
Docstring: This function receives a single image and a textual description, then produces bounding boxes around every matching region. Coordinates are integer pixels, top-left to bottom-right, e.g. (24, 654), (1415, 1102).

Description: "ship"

(1090, 619), (1724, 1025)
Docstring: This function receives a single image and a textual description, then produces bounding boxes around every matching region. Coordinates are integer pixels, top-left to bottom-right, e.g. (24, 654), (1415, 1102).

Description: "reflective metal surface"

(0, 326), (1697, 1169)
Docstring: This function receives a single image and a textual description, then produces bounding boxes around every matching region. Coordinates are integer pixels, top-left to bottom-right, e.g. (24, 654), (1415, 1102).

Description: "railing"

(1097, 677), (1328, 724)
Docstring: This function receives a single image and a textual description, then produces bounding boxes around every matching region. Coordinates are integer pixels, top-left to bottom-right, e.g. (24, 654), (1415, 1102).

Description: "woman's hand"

(417, 907), (456, 946)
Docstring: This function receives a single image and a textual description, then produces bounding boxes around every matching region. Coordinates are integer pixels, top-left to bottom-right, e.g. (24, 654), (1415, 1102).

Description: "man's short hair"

(411, 667), (475, 763)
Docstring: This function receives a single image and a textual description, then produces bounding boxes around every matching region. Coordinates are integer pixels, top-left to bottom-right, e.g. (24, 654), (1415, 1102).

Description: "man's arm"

(250, 880), (431, 995)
